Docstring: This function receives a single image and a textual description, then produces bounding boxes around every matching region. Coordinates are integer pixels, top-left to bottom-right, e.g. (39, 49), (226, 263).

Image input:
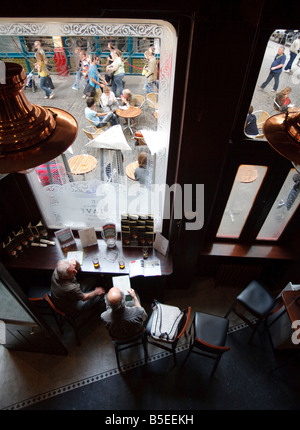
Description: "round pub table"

(125, 160), (139, 181)
(68, 154), (98, 179)
(116, 106), (141, 136)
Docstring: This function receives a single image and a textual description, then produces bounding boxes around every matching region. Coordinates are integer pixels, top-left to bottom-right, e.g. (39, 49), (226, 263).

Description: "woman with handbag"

(35, 52), (54, 99)
(33, 40), (55, 90)
(108, 49), (125, 97)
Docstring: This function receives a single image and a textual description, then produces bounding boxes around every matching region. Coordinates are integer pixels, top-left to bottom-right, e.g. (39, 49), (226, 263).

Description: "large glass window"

(245, 28), (300, 141)
(217, 165), (267, 238)
(0, 19), (177, 232)
(257, 168), (300, 240)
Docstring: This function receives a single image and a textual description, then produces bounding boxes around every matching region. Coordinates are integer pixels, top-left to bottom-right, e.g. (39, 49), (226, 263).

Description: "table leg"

(100, 148), (105, 181)
(123, 118), (135, 136)
(117, 150), (124, 176)
(62, 153), (74, 182)
(46, 162), (53, 184)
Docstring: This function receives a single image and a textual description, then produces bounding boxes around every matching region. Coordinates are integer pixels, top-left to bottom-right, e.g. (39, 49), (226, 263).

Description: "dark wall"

(0, 174), (41, 254)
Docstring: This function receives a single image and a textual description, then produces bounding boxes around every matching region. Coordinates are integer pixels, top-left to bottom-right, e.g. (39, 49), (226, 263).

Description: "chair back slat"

(45, 293), (66, 316)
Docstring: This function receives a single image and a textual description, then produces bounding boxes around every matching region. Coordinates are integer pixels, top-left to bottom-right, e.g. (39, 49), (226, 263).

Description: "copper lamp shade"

(263, 108), (300, 166)
(0, 62), (78, 173)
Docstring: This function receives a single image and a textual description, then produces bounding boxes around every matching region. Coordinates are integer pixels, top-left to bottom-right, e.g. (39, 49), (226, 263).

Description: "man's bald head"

(106, 287), (125, 310)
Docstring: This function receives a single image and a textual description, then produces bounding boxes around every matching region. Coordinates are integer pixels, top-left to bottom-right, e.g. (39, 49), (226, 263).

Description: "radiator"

(215, 263), (262, 287)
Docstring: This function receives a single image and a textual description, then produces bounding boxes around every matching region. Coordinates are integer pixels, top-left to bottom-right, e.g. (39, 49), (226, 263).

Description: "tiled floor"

(0, 276), (243, 410)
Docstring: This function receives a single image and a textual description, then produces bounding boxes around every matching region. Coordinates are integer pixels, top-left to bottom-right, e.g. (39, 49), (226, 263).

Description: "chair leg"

(48, 307), (64, 334)
(142, 335), (148, 363)
(224, 301), (236, 318)
(67, 318), (81, 347)
(115, 345), (122, 371)
(171, 345), (177, 364)
(210, 355), (222, 378)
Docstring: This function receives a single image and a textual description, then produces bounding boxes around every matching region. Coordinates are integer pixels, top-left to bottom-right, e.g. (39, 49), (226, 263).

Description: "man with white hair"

(51, 258), (105, 317)
(101, 287), (147, 339)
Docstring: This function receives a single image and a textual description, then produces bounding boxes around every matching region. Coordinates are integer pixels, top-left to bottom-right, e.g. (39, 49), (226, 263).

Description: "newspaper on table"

(129, 259), (161, 278)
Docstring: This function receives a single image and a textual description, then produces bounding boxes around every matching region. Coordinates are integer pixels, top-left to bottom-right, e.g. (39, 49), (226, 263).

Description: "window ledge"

(201, 242), (300, 261)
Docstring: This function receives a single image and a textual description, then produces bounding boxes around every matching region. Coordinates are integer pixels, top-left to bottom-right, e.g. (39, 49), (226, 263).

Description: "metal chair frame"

(146, 306), (191, 364)
(184, 312), (230, 378)
(111, 330), (148, 371)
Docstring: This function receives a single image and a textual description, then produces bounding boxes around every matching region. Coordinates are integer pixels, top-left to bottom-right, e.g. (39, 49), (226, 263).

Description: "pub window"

(257, 168), (300, 240)
(216, 28), (300, 242)
(216, 165), (267, 239)
(0, 19), (177, 233)
(245, 28), (300, 140)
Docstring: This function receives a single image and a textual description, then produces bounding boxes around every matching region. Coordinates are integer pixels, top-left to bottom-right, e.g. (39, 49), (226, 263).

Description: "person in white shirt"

(284, 36), (300, 72)
(100, 85), (119, 112)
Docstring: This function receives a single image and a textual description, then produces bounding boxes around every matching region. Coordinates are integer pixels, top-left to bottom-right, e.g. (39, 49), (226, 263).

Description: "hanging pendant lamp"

(263, 108), (300, 166)
(0, 62), (78, 173)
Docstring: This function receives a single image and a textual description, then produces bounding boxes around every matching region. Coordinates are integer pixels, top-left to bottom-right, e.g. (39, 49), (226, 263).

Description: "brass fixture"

(0, 62), (78, 173)
(263, 108), (300, 166)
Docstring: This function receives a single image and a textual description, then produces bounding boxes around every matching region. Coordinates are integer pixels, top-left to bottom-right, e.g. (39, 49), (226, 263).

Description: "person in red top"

(274, 86), (293, 112)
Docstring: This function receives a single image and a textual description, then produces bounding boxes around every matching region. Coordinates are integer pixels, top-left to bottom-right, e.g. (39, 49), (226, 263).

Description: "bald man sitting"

(51, 258), (105, 318)
(101, 287), (148, 339)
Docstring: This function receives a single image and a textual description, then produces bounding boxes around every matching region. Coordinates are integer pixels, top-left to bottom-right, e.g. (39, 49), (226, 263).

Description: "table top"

(126, 161), (138, 181)
(68, 154), (98, 175)
(4, 234), (173, 276)
(116, 106), (142, 119)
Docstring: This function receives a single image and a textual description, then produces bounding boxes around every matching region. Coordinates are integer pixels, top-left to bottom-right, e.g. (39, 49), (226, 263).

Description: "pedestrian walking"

(259, 46), (286, 92)
(284, 36), (300, 73)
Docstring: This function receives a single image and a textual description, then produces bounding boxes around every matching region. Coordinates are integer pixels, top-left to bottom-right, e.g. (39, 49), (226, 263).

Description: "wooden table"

(68, 154), (97, 178)
(5, 235), (173, 302)
(125, 161), (138, 181)
(4, 234), (172, 276)
(116, 106), (141, 136)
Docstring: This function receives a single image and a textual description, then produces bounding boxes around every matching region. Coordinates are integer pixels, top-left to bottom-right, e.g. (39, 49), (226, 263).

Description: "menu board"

(54, 227), (76, 249)
(121, 214), (154, 247)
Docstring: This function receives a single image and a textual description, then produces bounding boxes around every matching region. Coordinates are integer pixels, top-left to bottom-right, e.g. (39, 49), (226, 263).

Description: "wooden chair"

(27, 286), (64, 333)
(134, 130), (146, 147)
(184, 311), (230, 378)
(145, 305), (191, 364)
(86, 118), (110, 132)
(146, 92), (158, 109)
(253, 110), (270, 138)
(82, 126), (105, 141)
(45, 293), (82, 346)
(134, 94), (145, 109)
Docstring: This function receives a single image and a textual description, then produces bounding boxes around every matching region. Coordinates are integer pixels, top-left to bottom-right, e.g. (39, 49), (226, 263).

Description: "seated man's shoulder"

(125, 305), (147, 319)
